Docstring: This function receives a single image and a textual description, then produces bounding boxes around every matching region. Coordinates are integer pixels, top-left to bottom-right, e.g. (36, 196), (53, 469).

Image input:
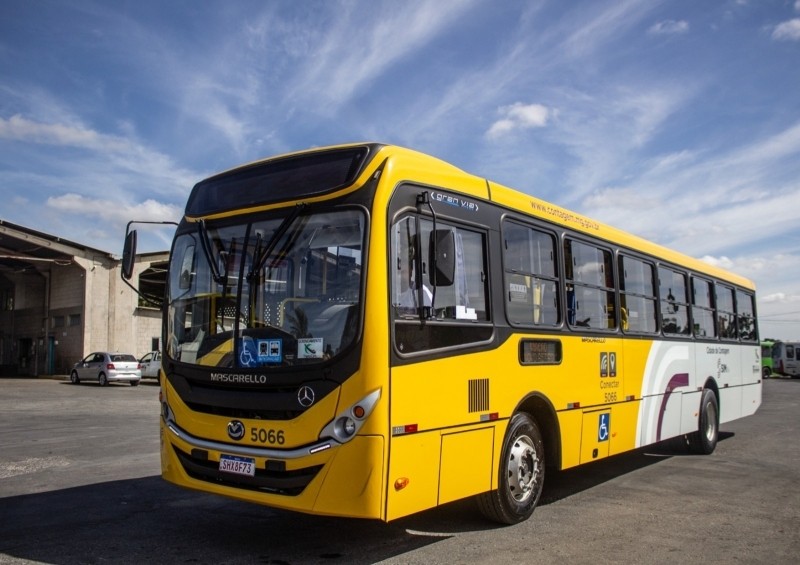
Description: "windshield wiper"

(197, 220), (227, 285)
(247, 203), (306, 281)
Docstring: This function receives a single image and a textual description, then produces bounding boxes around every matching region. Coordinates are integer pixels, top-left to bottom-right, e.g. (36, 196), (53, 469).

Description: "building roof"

(0, 218), (117, 274)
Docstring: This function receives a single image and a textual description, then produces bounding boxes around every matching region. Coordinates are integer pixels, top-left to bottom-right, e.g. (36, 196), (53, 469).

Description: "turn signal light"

(394, 477), (410, 491)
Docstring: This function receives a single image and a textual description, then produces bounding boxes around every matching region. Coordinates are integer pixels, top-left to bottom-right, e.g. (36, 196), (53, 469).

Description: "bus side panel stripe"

(656, 373), (689, 442)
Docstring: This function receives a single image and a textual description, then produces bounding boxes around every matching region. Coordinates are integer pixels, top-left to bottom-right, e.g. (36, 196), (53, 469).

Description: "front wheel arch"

(515, 393), (561, 472)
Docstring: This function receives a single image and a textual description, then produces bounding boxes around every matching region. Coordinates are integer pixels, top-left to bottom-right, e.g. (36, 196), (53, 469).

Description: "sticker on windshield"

(239, 337), (259, 367)
(297, 338), (324, 359)
(257, 339), (283, 363)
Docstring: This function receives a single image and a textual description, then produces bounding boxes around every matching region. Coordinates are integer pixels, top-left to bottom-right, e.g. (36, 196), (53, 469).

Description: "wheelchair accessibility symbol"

(598, 413), (610, 442)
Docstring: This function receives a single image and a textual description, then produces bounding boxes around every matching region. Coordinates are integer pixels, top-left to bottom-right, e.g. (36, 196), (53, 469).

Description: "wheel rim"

(704, 401), (718, 443)
(507, 434), (540, 503)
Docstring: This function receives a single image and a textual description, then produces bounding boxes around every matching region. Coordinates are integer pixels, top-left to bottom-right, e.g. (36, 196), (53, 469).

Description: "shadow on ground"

(0, 434), (725, 563)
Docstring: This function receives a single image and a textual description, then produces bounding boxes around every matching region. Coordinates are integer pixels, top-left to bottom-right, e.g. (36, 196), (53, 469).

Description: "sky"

(1, 0), (799, 340)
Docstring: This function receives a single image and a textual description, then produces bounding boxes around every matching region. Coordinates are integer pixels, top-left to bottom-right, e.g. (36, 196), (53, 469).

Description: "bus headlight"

(321, 388), (381, 444)
(337, 417), (357, 438)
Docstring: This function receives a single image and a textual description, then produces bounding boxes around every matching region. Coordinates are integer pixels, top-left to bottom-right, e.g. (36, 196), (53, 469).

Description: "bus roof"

(367, 144), (754, 291)
(193, 142), (755, 291)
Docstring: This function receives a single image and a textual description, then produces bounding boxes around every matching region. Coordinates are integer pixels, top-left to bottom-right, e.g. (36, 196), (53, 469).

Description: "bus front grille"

(173, 446), (322, 496)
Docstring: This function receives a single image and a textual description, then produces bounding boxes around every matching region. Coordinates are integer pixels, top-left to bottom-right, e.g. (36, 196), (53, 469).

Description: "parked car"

(138, 351), (161, 380)
(70, 352), (142, 386)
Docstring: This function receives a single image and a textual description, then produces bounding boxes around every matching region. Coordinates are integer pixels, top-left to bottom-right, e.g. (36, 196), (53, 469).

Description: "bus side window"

(502, 221), (560, 327)
(736, 290), (757, 342)
(619, 255), (657, 334)
(691, 277), (716, 338)
(659, 266), (690, 335)
(390, 217), (426, 316)
(717, 284), (737, 340)
(422, 223), (488, 322)
(391, 214), (493, 353)
(564, 239), (615, 331)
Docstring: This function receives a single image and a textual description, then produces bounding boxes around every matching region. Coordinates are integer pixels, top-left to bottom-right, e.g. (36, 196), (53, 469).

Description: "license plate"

(219, 455), (256, 477)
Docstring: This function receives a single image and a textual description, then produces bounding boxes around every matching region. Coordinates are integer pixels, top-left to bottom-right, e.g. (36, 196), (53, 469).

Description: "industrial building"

(0, 219), (167, 376)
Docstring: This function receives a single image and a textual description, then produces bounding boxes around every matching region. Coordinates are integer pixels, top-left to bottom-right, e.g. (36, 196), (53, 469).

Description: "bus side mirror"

(122, 229), (137, 281)
(429, 229), (455, 287)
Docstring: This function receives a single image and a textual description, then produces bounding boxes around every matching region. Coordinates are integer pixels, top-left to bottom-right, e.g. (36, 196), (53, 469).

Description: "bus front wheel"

(477, 412), (545, 524)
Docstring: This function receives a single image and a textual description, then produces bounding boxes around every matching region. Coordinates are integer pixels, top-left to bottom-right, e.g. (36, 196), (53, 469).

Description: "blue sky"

(1, 0), (799, 339)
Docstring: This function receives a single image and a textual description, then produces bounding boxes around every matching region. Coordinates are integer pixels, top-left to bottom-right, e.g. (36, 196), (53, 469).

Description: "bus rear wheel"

(688, 388), (718, 455)
(477, 412), (544, 524)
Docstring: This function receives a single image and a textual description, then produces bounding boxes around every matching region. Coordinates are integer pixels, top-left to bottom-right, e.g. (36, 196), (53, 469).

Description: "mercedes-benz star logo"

(227, 420), (245, 441)
(297, 386), (315, 408)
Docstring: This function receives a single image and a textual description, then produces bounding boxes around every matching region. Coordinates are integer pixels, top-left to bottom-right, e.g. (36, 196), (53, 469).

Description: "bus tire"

(762, 367), (770, 378)
(688, 388), (718, 455)
(477, 412), (544, 524)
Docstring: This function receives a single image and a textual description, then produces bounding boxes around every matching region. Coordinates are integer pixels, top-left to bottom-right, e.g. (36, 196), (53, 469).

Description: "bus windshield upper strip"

(185, 145), (377, 217)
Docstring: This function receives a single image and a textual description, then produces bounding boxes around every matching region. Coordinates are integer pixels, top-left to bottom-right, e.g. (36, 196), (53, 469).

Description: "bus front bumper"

(160, 419), (386, 519)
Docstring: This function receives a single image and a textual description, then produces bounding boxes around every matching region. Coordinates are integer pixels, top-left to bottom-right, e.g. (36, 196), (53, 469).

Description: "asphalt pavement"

(0, 376), (798, 564)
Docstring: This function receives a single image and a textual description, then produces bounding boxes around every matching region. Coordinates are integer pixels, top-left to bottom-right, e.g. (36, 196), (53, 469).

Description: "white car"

(138, 351), (162, 380)
(70, 352), (142, 386)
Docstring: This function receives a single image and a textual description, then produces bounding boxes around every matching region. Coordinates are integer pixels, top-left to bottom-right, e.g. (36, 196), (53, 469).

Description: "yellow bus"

(123, 143), (761, 524)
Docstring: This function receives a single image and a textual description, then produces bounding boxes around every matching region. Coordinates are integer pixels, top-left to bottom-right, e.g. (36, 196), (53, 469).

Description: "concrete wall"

(132, 308), (162, 358)
(49, 263), (86, 374)
(48, 254), (165, 372)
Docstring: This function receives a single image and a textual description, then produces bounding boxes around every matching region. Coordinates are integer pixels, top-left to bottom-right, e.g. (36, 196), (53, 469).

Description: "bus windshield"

(166, 208), (365, 369)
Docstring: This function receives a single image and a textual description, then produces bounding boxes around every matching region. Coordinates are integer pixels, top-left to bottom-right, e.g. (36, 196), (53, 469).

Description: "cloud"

(44, 194), (181, 253)
(772, 18), (800, 40)
(561, 0), (663, 57)
(281, 0), (479, 111)
(541, 83), (696, 205)
(46, 193), (181, 224)
(0, 114), (199, 197)
(699, 255), (734, 270)
(0, 114), (124, 151)
(486, 103), (551, 139)
(648, 20), (689, 35)
(600, 123), (800, 249)
(584, 187), (661, 211)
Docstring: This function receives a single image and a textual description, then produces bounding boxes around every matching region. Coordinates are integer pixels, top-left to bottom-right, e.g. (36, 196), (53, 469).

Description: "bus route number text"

(251, 427), (286, 445)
